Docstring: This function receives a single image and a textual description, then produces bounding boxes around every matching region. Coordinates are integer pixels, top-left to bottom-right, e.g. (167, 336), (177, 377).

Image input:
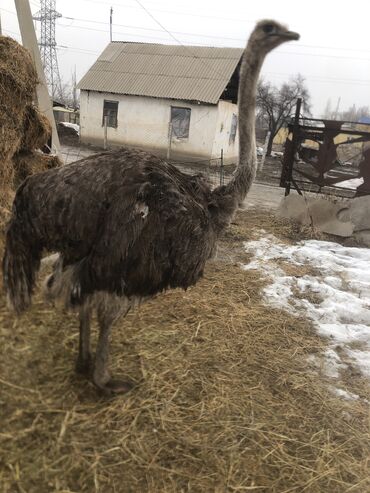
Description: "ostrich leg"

(93, 306), (133, 394)
(75, 306), (93, 375)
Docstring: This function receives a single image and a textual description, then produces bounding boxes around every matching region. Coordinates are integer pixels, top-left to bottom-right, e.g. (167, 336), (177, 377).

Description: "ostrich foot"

(75, 353), (93, 375)
(94, 377), (134, 395)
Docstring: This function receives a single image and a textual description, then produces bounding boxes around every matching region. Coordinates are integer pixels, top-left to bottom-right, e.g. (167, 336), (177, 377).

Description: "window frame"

(170, 106), (191, 140)
(102, 99), (119, 128)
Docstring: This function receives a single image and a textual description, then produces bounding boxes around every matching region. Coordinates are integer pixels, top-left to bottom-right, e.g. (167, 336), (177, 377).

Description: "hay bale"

(20, 104), (51, 152)
(12, 151), (61, 188)
(0, 36), (38, 102)
(0, 36), (38, 189)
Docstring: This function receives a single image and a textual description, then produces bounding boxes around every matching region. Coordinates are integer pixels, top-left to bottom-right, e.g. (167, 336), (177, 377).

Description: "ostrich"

(3, 21), (299, 394)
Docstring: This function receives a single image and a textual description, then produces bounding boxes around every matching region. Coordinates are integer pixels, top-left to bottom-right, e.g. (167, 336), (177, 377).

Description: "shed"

(77, 41), (243, 161)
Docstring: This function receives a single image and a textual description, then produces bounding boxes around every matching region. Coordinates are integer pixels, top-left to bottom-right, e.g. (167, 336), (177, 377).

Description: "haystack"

(0, 36), (60, 229)
(0, 36), (37, 185)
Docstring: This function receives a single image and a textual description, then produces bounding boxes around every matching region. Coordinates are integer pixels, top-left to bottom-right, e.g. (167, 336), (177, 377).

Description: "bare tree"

(322, 99), (370, 122)
(338, 105), (370, 122)
(257, 74), (311, 156)
(58, 73), (79, 109)
(323, 98), (333, 119)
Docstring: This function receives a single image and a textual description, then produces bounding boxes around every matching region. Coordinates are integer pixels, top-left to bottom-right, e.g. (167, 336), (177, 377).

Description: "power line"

(3, 6), (370, 58)
(264, 71), (370, 86)
(2, 28), (21, 37)
(62, 0), (256, 23)
(57, 21), (179, 43)
(56, 20), (370, 63)
(0, 7), (17, 15)
(62, 15), (247, 42)
(56, 13), (370, 55)
(133, 0), (194, 48)
(57, 45), (100, 55)
(278, 50), (370, 63)
(55, 15), (370, 62)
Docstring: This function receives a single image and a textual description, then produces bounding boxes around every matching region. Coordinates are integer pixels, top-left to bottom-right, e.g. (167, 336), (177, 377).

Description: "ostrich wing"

(11, 149), (214, 302)
(76, 165), (214, 301)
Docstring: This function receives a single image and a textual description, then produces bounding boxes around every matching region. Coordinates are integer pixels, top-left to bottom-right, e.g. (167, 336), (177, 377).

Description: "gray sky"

(1, 0), (370, 115)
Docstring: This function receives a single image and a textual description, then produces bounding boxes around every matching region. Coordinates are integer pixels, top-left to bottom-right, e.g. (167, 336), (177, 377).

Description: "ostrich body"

(3, 21), (299, 394)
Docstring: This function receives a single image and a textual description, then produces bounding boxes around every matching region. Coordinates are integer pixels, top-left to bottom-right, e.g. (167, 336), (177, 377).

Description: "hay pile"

(0, 211), (369, 492)
(0, 36), (60, 227)
(0, 36), (37, 178)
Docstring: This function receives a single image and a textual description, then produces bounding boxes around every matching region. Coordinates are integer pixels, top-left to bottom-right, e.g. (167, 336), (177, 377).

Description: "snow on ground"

(59, 122), (80, 134)
(243, 233), (370, 398)
(336, 177), (364, 190)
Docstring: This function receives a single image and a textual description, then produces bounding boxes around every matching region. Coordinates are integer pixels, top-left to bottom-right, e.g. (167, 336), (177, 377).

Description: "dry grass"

(12, 152), (61, 188)
(0, 210), (369, 493)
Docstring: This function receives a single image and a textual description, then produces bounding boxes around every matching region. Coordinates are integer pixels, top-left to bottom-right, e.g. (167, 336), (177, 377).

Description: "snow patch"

(332, 387), (360, 401)
(244, 234), (370, 381)
(59, 122), (80, 135)
(336, 177), (364, 190)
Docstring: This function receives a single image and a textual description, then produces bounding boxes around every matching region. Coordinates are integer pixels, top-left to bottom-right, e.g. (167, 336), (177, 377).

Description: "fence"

(280, 99), (370, 198)
(170, 154), (236, 190)
(60, 142), (238, 190)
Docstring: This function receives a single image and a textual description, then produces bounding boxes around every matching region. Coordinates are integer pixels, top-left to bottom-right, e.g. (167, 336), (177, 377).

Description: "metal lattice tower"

(33, 0), (62, 100)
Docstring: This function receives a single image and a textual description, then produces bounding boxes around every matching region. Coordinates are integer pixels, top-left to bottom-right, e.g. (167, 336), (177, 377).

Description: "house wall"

(80, 91), (221, 160)
(211, 100), (239, 163)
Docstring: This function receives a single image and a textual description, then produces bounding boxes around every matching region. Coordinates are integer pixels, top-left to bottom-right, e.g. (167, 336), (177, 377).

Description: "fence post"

(103, 115), (108, 150)
(220, 148), (224, 186)
(167, 122), (173, 160)
(259, 131), (271, 171)
(285, 98), (302, 196)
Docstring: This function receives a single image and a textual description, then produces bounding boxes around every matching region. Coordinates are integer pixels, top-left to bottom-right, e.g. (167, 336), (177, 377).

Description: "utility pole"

(72, 65), (78, 110)
(33, 0), (63, 100)
(334, 97), (341, 120)
(14, 0), (60, 153)
(110, 7), (113, 42)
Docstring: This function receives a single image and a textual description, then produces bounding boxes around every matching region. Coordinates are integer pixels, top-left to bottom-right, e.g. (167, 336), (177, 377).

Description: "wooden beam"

(14, 0), (60, 153)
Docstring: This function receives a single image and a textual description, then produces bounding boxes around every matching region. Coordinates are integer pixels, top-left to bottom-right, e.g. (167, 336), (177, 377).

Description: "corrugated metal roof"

(77, 42), (243, 104)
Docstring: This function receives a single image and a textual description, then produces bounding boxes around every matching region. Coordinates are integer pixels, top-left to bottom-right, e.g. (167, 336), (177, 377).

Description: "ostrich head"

(250, 20), (300, 54)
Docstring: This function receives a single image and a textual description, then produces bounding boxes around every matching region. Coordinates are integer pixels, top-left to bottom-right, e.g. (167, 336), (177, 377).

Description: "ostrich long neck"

(223, 43), (265, 205)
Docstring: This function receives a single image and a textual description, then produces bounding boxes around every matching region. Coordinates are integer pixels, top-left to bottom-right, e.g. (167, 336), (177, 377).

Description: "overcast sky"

(1, 0), (370, 115)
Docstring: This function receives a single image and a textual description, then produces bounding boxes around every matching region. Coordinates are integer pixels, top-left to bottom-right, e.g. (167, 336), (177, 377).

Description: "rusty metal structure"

(280, 98), (370, 197)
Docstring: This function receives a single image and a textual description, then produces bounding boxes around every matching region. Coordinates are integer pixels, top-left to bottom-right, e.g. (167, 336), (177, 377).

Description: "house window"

(171, 107), (191, 139)
(229, 113), (238, 144)
(102, 100), (118, 128)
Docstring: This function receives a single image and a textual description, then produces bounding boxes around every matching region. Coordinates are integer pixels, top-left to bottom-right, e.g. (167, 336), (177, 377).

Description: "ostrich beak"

(282, 30), (300, 41)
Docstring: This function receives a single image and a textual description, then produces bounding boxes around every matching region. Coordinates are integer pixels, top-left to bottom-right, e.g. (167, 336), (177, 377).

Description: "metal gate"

(280, 99), (370, 198)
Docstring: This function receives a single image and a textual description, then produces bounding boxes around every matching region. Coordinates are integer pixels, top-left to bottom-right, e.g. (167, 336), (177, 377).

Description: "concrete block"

(346, 196), (370, 232)
(278, 195), (353, 237)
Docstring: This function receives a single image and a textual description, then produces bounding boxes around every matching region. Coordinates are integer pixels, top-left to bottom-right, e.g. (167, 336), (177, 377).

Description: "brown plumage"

(2, 20), (299, 394)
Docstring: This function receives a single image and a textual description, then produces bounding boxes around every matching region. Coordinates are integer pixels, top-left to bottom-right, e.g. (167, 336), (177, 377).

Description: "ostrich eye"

(262, 24), (276, 34)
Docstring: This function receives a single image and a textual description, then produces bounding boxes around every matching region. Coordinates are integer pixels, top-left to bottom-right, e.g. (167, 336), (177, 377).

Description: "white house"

(77, 42), (244, 162)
